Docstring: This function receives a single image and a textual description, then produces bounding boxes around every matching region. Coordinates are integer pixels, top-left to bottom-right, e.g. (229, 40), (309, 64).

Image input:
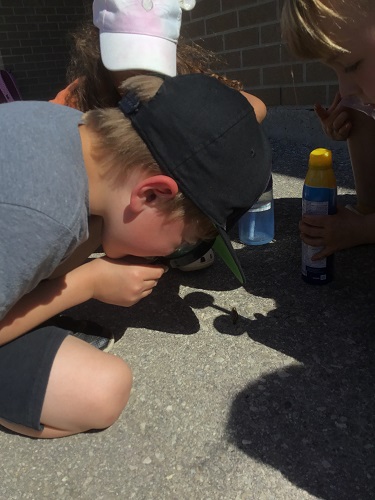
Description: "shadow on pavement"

(225, 197), (375, 500)
(61, 196), (374, 499)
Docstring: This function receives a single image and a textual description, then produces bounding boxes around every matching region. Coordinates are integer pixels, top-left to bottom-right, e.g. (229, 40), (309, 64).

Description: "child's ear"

(130, 175), (179, 211)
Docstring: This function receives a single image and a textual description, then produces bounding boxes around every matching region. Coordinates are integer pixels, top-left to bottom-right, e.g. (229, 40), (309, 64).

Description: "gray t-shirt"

(0, 101), (89, 320)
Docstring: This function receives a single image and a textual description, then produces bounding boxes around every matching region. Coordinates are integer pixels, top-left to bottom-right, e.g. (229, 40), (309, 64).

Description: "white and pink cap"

(93, 0), (196, 76)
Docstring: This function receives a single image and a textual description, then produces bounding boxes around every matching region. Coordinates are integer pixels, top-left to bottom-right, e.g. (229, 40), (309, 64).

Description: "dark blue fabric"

(0, 326), (68, 430)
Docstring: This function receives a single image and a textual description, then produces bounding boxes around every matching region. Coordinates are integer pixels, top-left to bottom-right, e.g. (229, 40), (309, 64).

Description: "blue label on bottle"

(301, 185), (336, 284)
(302, 186), (336, 215)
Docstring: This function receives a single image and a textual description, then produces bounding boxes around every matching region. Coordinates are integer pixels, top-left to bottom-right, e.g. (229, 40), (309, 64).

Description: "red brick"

(0, 0), (341, 105)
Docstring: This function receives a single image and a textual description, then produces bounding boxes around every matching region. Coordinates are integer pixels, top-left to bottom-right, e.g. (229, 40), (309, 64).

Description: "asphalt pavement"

(0, 111), (374, 500)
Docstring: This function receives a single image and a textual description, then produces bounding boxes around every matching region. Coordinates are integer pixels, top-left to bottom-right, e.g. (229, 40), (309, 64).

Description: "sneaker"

(177, 249), (215, 271)
(48, 315), (115, 352)
(70, 330), (114, 352)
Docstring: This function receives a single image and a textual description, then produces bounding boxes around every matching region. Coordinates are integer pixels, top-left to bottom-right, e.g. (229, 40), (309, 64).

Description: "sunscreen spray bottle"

(302, 148), (337, 284)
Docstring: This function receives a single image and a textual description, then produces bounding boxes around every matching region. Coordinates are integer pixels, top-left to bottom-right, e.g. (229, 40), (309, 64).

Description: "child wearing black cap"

(0, 73), (271, 438)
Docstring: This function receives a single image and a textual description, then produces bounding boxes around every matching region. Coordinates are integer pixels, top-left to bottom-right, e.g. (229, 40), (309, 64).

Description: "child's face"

(322, 12), (375, 104)
(101, 207), (199, 260)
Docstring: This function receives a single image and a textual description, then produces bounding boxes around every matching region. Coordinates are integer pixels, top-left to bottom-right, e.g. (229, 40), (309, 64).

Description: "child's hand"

(299, 206), (369, 259)
(315, 92), (352, 141)
(87, 256), (168, 307)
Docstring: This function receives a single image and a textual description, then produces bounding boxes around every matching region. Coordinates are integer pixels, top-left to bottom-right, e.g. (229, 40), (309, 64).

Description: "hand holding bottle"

(301, 148), (337, 284)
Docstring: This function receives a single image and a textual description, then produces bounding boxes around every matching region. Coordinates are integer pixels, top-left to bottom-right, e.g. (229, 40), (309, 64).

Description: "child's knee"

(89, 355), (133, 429)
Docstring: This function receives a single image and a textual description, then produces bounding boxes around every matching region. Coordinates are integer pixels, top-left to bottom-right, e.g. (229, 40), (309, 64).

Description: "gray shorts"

(0, 326), (69, 431)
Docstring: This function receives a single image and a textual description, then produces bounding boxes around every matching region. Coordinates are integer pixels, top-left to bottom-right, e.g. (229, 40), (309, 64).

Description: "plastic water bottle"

(302, 148), (337, 285)
(238, 176), (275, 245)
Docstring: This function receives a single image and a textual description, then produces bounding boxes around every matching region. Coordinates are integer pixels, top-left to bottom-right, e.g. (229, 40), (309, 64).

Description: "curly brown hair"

(65, 21), (243, 111)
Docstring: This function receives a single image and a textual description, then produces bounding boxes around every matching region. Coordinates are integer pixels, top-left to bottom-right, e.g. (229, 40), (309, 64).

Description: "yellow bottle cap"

(308, 148), (332, 169)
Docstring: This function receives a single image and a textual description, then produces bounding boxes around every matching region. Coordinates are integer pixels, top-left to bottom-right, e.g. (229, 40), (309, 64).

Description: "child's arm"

(300, 206), (375, 259)
(0, 257), (166, 346)
(49, 79), (80, 108)
(241, 91), (267, 124)
(346, 109), (375, 213)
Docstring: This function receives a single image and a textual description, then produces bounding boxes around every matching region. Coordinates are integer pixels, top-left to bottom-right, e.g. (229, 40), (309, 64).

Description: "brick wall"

(1, 0), (338, 107)
(0, 0), (90, 100)
(181, 0), (339, 107)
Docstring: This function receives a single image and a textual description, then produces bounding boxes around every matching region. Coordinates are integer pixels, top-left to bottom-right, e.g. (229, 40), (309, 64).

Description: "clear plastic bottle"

(238, 175), (275, 245)
(302, 148), (337, 284)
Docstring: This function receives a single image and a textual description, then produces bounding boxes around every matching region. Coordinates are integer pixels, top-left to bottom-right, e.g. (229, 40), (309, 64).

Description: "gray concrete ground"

(1, 111), (374, 499)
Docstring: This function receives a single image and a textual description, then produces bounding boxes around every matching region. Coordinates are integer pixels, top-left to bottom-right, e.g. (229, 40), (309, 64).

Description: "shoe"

(177, 249), (215, 271)
(70, 330), (114, 352)
(48, 315), (115, 352)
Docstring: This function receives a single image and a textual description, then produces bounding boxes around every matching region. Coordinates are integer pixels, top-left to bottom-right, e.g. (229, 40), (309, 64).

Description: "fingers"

(131, 274), (166, 304)
(299, 215), (336, 259)
(299, 215), (329, 248)
(309, 247), (332, 261)
(327, 91), (342, 113)
(314, 103), (329, 120)
(89, 257), (168, 308)
(314, 95), (342, 119)
(300, 230), (324, 246)
(298, 206), (366, 259)
(315, 95), (352, 141)
(300, 229), (333, 260)
(332, 109), (348, 130)
(327, 119), (351, 141)
(300, 214), (329, 228)
(122, 255), (169, 273)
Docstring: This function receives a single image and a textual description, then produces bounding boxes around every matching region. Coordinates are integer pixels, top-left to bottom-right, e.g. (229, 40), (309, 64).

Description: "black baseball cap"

(119, 74), (272, 284)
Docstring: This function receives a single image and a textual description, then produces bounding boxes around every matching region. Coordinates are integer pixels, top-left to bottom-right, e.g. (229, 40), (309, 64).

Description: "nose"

(338, 74), (361, 99)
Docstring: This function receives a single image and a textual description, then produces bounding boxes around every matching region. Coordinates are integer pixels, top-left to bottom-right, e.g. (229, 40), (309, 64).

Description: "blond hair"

(81, 75), (217, 241)
(281, 0), (371, 60)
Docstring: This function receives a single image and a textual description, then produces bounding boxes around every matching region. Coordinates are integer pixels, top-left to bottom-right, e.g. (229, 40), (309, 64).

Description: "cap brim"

(213, 231), (246, 284)
(99, 32), (177, 76)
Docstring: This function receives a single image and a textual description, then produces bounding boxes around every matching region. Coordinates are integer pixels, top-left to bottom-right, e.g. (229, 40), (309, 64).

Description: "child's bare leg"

(0, 335), (132, 438)
(347, 110), (375, 214)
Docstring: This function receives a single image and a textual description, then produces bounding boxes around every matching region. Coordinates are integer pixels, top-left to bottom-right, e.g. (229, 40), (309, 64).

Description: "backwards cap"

(119, 74), (272, 283)
(93, 0), (196, 76)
